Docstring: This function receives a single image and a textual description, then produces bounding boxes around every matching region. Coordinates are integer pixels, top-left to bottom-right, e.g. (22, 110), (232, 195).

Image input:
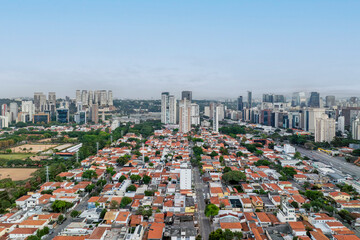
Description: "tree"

(205, 203), (219, 218)
(290, 201), (299, 208)
(70, 210), (80, 218)
(100, 209), (107, 219)
(236, 151), (243, 157)
(142, 175), (151, 184)
(85, 184), (95, 192)
(302, 203), (311, 211)
(117, 155), (130, 166)
(144, 156), (149, 162)
(222, 171), (246, 184)
(27, 236), (40, 240)
(126, 185), (137, 192)
(57, 214), (65, 223)
(352, 149), (360, 156)
(120, 196), (132, 208)
(210, 151), (218, 158)
(52, 200), (73, 213)
(294, 151), (301, 159)
(110, 200), (119, 209)
(130, 174), (141, 183)
(82, 170), (97, 180)
(119, 175), (127, 182)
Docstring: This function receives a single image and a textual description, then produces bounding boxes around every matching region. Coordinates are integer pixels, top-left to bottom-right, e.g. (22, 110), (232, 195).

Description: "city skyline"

(1, 1), (360, 98)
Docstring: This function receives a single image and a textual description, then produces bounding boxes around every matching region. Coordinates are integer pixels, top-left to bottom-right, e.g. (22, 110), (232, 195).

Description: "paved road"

(194, 167), (212, 240)
(296, 147), (360, 178)
(45, 195), (90, 240)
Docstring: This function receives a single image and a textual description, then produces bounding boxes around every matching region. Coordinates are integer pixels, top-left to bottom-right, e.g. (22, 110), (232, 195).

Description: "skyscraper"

(9, 102), (18, 122)
(179, 99), (191, 133)
(91, 104), (99, 124)
(190, 103), (200, 126)
(88, 90), (94, 106)
(1, 104), (7, 116)
(21, 101), (35, 121)
(181, 91), (192, 101)
(34, 92), (47, 112)
(237, 96), (243, 111)
(108, 90), (113, 106)
(325, 95), (336, 108)
(315, 114), (335, 143)
(81, 90), (88, 106)
(48, 92), (56, 114)
(292, 92), (306, 107)
(76, 90), (81, 105)
(247, 91), (252, 108)
(161, 92), (177, 124)
(213, 105), (221, 132)
(56, 108), (69, 123)
(352, 117), (360, 140)
(308, 92), (320, 108)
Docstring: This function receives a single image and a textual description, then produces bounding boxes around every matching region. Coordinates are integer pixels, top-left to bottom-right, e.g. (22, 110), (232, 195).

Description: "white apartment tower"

(108, 90), (113, 106)
(21, 101), (35, 121)
(337, 116), (345, 134)
(191, 103), (200, 126)
(213, 105), (220, 132)
(179, 99), (191, 133)
(161, 92), (177, 124)
(315, 113), (336, 143)
(352, 117), (360, 140)
(180, 169), (192, 190)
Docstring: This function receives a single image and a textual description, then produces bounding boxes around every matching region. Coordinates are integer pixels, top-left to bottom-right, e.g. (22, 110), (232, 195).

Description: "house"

(219, 222), (242, 232)
(250, 196), (264, 210)
(8, 228), (38, 239)
(329, 192), (351, 202)
(86, 227), (110, 240)
(115, 211), (131, 225)
(147, 222), (165, 240)
(18, 219), (48, 229)
(288, 222), (307, 236)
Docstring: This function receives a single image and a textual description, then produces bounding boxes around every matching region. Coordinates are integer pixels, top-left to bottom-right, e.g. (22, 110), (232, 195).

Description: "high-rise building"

(0, 116), (9, 128)
(180, 168), (192, 190)
(108, 90), (113, 106)
(213, 105), (221, 132)
(308, 92), (320, 108)
(9, 102), (18, 122)
(34, 92), (47, 112)
(81, 90), (88, 106)
(100, 90), (108, 106)
(350, 97), (358, 105)
(21, 101), (35, 121)
(337, 116), (345, 134)
(74, 111), (87, 124)
(88, 90), (94, 106)
(179, 99), (191, 133)
(325, 95), (336, 108)
(161, 92), (177, 124)
(247, 91), (252, 108)
(304, 108), (325, 133)
(190, 103), (200, 126)
(181, 91), (192, 101)
(1, 104), (7, 116)
(91, 104), (99, 124)
(315, 114), (335, 143)
(237, 96), (244, 111)
(352, 117), (360, 140)
(33, 113), (50, 124)
(292, 92), (306, 107)
(56, 108), (69, 123)
(48, 92), (56, 114)
(76, 90), (81, 105)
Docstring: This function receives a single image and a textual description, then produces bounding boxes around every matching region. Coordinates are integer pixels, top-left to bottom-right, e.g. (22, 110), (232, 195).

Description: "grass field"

(0, 168), (38, 181)
(0, 153), (34, 160)
(10, 144), (58, 153)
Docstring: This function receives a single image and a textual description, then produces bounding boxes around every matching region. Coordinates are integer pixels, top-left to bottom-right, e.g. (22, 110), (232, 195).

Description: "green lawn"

(0, 153), (34, 160)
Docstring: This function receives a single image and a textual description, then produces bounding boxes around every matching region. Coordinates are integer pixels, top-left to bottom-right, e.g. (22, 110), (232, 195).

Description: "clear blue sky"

(1, 0), (359, 99)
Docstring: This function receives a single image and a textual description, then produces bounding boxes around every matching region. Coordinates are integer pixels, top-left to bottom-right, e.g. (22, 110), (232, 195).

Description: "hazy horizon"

(1, 1), (359, 99)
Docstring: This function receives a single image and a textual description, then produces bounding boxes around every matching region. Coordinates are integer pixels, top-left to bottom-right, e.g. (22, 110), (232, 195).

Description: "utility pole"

(110, 135), (113, 144)
(76, 151), (79, 163)
(96, 142), (99, 154)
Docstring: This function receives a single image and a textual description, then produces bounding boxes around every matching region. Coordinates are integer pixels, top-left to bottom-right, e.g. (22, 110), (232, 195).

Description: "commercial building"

(1, 104), (7, 116)
(34, 92), (47, 112)
(304, 108), (325, 133)
(9, 102), (18, 122)
(56, 108), (69, 123)
(292, 92), (306, 107)
(91, 104), (99, 124)
(325, 95), (336, 108)
(190, 103), (200, 126)
(181, 91), (192, 101)
(308, 92), (320, 108)
(247, 91), (252, 108)
(237, 96), (243, 111)
(33, 113), (50, 124)
(337, 116), (345, 134)
(21, 101), (35, 122)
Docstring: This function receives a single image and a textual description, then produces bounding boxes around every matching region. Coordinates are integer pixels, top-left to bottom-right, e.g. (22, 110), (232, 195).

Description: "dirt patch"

(10, 144), (58, 153)
(0, 168), (38, 181)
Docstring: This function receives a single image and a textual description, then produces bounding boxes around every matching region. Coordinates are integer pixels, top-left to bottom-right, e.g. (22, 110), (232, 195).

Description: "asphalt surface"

(194, 167), (212, 240)
(296, 147), (360, 178)
(45, 195), (90, 240)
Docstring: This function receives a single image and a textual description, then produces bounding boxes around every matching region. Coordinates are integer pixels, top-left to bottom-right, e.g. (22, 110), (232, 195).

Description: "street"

(194, 167), (212, 240)
(44, 195), (90, 240)
(296, 147), (360, 178)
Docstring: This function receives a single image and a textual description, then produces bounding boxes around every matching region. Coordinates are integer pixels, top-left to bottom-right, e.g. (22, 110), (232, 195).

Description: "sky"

(0, 0), (359, 100)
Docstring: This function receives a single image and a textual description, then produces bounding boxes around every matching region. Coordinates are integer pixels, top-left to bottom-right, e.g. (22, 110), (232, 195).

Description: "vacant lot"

(0, 153), (34, 160)
(11, 144), (58, 153)
(0, 168), (37, 181)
